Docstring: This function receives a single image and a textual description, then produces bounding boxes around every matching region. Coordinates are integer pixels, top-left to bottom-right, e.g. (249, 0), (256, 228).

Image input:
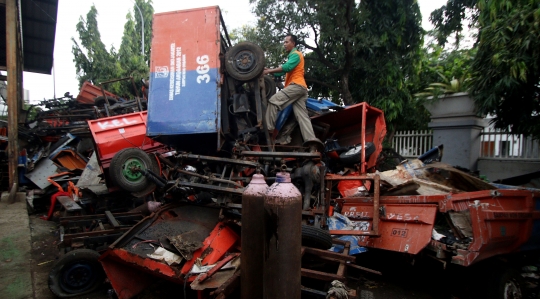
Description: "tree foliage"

(249, 0), (425, 132)
(72, 1), (154, 98)
(415, 45), (476, 97)
(431, 0), (540, 138)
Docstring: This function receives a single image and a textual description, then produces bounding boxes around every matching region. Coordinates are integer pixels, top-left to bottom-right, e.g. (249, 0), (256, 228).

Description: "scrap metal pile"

(13, 5), (540, 299)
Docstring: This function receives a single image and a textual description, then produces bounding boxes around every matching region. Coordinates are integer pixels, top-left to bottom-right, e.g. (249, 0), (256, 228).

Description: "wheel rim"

(503, 279), (522, 299)
(233, 50), (256, 74)
(121, 157), (145, 182)
(60, 262), (96, 293)
(345, 146), (361, 156)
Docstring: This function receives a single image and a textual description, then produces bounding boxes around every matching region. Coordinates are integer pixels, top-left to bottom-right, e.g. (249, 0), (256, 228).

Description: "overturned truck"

(90, 6), (540, 299)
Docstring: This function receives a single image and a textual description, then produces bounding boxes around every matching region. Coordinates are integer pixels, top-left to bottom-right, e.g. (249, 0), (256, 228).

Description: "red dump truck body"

(336, 188), (540, 266)
(87, 111), (165, 170)
(76, 81), (117, 105)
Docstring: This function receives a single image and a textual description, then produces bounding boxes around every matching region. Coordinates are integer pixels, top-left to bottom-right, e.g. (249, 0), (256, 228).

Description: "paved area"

(0, 193), (33, 299)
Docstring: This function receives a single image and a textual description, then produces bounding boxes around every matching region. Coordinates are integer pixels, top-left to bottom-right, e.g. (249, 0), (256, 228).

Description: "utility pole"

(132, 1), (145, 57)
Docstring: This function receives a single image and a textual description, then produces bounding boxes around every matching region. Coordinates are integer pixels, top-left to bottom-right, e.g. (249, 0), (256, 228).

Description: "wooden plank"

(212, 270), (240, 299)
(6, 0), (20, 192)
(336, 242), (350, 277)
(302, 247), (356, 262)
(62, 228), (130, 243)
(301, 268), (344, 281)
(345, 263), (382, 275)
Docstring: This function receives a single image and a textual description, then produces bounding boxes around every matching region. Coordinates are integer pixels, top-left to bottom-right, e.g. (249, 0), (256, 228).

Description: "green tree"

(229, 24), (284, 67)
(72, 1), (154, 98)
(72, 5), (121, 90)
(431, 0), (540, 138)
(249, 0), (424, 133)
(414, 45), (476, 97)
(117, 0), (154, 96)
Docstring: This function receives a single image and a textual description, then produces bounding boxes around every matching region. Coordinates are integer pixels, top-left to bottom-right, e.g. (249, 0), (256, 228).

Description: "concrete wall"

(431, 119), (485, 171)
(425, 93), (487, 171)
(478, 159), (540, 182)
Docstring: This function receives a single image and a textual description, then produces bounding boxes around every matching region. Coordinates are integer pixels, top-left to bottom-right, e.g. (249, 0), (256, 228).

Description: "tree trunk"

(340, 74), (353, 105)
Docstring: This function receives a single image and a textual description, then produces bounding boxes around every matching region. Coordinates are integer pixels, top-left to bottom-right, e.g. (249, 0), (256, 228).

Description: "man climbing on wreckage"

(263, 34), (323, 152)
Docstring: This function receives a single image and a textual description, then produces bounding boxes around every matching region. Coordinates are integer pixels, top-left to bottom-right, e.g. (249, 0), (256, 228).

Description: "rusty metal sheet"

(24, 158), (58, 189)
(191, 269), (237, 291)
(51, 149), (87, 171)
(339, 203), (438, 254)
(169, 231), (203, 260)
(438, 189), (540, 266)
(76, 151), (102, 187)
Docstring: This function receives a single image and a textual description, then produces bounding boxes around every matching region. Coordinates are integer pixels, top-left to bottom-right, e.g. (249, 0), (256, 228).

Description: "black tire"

(339, 142), (376, 165)
(94, 96), (117, 106)
(263, 75), (276, 99)
(301, 225), (333, 250)
(489, 268), (526, 299)
(225, 42), (265, 81)
(109, 148), (154, 193)
(48, 249), (105, 298)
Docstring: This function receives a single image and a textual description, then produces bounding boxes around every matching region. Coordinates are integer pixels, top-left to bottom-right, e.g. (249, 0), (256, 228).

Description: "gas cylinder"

(241, 173), (268, 299)
(263, 172), (302, 299)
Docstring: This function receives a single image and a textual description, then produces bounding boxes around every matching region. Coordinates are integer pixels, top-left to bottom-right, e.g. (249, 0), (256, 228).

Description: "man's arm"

(263, 52), (300, 76)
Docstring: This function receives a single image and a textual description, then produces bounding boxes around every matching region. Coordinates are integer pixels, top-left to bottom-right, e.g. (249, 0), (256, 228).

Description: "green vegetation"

(431, 0), (540, 138)
(71, 0), (153, 98)
(414, 46), (476, 99)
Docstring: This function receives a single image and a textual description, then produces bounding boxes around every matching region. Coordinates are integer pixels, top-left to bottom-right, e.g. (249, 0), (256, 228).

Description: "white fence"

(390, 129), (540, 160)
(391, 130), (433, 158)
(480, 127), (540, 159)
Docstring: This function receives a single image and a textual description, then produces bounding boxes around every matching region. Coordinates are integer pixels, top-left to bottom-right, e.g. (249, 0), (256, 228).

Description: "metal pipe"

(372, 174), (380, 236)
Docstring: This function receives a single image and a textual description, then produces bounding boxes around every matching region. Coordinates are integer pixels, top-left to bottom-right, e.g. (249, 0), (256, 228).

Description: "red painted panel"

(151, 6), (220, 73)
(76, 81), (117, 105)
(99, 250), (155, 299)
(340, 203), (437, 254)
(181, 222), (239, 274)
(312, 102), (386, 172)
(88, 111), (164, 168)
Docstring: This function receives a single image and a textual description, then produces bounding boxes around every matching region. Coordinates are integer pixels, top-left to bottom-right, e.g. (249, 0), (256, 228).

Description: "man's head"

(283, 34), (297, 52)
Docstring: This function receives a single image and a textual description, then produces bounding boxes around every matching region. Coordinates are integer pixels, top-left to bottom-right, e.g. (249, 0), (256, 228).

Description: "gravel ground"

(30, 213), (471, 299)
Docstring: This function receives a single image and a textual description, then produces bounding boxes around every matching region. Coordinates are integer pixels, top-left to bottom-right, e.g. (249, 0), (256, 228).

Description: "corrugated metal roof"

(0, 0), (58, 74)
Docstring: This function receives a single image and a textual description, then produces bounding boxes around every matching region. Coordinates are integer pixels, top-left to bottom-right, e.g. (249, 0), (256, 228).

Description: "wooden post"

(6, 0), (20, 201)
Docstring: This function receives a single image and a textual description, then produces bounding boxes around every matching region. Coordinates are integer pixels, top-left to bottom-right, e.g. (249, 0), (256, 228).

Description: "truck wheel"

(490, 268), (525, 299)
(94, 96), (117, 106)
(48, 249), (104, 298)
(226, 42), (265, 81)
(301, 225), (333, 250)
(339, 142), (375, 165)
(110, 148), (154, 193)
(131, 153), (160, 197)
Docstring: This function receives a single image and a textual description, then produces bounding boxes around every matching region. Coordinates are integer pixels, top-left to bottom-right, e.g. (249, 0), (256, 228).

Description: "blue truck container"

(147, 6), (222, 153)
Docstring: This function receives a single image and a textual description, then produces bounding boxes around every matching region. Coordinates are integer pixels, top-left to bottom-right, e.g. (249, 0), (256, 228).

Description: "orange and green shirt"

(273, 47), (307, 88)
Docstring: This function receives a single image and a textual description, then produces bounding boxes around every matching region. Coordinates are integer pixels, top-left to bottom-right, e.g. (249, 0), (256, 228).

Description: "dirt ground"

(29, 212), (474, 299)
